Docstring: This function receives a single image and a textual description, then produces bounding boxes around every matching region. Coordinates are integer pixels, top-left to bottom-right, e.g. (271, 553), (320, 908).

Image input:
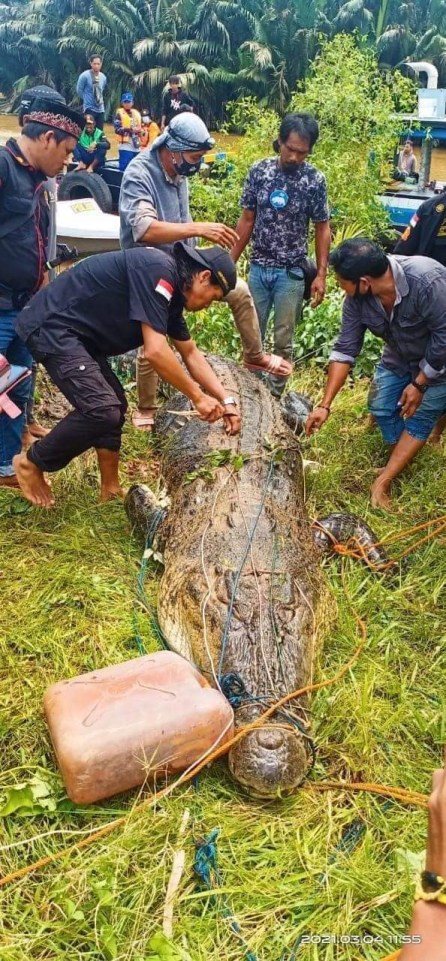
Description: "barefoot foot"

(370, 475), (392, 510)
(429, 430), (444, 447)
(12, 453), (55, 507)
(28, 421), (50, 439)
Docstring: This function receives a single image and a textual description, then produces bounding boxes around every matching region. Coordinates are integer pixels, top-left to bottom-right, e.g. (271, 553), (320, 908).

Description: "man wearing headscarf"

(119, 112), (292, 430)
(0, 98), (82, 488)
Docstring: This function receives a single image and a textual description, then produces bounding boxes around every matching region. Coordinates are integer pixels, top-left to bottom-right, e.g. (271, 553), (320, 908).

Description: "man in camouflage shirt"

(232, 113), (330, 396)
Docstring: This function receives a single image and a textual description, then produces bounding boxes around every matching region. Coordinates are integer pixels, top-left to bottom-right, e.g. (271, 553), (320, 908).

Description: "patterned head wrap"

(25, 98), (83, 139)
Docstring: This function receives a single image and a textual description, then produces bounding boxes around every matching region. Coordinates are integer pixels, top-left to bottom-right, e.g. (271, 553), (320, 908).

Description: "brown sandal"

(131, 409), (157, 431)
(244, 354), (293, 377)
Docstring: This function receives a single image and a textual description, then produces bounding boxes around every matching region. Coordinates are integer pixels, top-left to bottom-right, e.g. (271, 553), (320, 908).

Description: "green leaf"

(146, 932), (192, 961)
(100, 923), (118, 959)
(395, 847), (425, 880)
(0, 776), (59, 817)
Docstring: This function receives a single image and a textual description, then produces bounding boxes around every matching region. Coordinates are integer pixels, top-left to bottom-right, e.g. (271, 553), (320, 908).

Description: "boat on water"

(56, 198), (120, 254)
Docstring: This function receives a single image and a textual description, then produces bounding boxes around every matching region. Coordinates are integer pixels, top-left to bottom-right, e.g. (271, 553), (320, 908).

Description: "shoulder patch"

(400, 226), (411, 241)
(436, 203), (445, 214)
(155, 278), (174, 302)
(409, 213), (419, 228)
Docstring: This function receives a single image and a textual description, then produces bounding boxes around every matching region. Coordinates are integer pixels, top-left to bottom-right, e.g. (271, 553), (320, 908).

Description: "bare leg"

(430, 413), (446, 446)
(370, 431), (425, 509)
(12, 452), (55, 507)
(96, 448), (124, 501)
(135, 346), (158, 431)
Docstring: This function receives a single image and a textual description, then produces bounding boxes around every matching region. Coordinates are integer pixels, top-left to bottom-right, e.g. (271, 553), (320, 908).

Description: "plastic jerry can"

(44, 651), (234, 804)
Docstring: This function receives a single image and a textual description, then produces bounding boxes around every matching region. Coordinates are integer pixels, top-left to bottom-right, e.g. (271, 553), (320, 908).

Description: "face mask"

(172, 153), (202, 177)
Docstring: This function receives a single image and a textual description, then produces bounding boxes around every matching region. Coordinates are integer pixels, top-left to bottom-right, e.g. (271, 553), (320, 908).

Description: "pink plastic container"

(44, 651), (234, 804)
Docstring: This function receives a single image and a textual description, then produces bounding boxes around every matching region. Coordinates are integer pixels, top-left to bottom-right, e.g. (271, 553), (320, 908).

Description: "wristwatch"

(415, 871), (446, 905)
(222, 396), (238, 407)
(412, 379), (428, 394)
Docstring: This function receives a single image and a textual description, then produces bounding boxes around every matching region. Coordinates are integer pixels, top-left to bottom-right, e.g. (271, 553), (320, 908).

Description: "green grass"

(1, 370), (446, 961)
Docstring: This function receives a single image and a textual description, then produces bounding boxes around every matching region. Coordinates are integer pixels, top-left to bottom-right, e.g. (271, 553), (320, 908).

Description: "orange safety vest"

(140, 120), (160, 149)
(115, 107), (142, 145)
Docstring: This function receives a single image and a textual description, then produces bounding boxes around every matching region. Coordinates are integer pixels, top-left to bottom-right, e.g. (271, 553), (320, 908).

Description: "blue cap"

(121, 92), (134, 103)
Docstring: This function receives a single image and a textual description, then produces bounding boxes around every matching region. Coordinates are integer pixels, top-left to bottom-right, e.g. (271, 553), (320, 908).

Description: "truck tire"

(58, 171), (114, 213)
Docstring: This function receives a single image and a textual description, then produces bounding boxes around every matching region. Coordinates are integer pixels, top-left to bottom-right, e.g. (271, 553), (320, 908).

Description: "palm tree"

(2, 0), (446, 123)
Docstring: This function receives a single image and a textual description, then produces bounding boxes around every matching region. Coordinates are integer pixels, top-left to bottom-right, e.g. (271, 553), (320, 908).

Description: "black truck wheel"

(58, 171), (114, 213)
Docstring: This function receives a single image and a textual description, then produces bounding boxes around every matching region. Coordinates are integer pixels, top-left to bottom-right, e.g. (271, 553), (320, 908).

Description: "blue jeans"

(118, 147), (138, 172)
(368, 362), (446, 444)
(248, 264), (305, 396)
(0, 310), (33, 476)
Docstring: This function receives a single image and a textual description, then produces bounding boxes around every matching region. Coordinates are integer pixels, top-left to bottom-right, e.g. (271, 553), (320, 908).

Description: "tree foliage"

(0, 0), (443, 122)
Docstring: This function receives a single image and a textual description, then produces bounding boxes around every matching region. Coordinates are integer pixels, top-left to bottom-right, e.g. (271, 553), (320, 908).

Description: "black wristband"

(316, 405), (331, 414)
(412, 380), (428, 394)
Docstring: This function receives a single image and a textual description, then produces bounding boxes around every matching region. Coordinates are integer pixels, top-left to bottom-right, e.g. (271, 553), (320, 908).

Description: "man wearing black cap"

(120, 112), (292, 430)
(12, 242), (241, 508)
(0, 97), (82, 491)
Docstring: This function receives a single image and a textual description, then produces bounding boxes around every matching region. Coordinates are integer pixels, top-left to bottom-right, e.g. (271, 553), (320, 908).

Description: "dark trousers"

(89, 111), (105, 130)
(73, 143), (107, 169)
(26, 337), (127, 473)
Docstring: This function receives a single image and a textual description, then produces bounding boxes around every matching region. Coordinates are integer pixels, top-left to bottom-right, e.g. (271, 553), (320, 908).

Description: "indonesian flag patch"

(155, 278), (174, 302)
(409, 213), (419, 228)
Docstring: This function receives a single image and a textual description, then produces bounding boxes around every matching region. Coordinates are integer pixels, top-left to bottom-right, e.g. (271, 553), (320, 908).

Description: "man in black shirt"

(13, 242), (240, 508)
(161, 77), (194, 130)
(0, 98), (82, 490)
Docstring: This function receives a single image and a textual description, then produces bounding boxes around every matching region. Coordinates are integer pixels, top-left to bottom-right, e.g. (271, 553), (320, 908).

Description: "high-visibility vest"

(140, 120), (160, 149)
(115, 108), (142, 144)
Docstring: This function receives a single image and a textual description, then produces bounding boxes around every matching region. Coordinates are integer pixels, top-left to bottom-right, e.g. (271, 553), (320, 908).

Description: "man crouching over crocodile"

(306, 238), (446, 509)
(12, 242), (240, 507)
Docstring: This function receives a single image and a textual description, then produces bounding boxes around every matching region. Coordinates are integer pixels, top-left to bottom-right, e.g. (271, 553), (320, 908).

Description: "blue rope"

(280, 934), (304, 961)
(194, 829), (258, 961)
(317, 818), (366, 884)
(217, 459), (275, 681)
(216, 456), (317, 768)
(132, 507), (167, 655)
(219, 673), (317, 770)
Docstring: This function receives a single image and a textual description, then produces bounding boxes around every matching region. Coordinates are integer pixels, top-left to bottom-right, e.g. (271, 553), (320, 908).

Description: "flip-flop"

(131, 409), (157, 431)
(244, 354), (293, 377)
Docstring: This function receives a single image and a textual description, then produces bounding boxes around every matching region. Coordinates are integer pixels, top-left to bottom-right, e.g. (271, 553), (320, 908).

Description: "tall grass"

(1, 370), (445, 960)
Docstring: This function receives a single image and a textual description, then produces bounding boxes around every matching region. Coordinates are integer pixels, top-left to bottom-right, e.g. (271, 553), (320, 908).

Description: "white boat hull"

(56, 198), (120, 254)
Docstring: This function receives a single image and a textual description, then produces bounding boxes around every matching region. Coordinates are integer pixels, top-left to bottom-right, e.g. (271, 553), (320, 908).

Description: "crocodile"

(125, 357), (325, 799)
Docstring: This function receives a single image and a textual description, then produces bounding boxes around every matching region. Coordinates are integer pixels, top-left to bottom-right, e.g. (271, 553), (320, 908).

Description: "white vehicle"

(56, 198), (120, 254)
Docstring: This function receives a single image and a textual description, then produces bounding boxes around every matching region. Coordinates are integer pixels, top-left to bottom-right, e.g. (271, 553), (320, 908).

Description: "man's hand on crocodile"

(223, 403), (241, 435)
(194, 394), (226, 423)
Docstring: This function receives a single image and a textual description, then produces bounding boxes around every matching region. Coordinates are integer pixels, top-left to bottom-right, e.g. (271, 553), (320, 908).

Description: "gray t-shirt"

(119, 147), (194, 252)
(330, 255), (446, 383)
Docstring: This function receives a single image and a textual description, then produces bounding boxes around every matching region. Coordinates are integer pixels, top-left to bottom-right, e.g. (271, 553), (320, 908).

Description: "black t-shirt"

(433, 215), (446, 267)
(15, 247), (191, 356)
(162, 90), (194, 123)
(0, 140), (49, 299)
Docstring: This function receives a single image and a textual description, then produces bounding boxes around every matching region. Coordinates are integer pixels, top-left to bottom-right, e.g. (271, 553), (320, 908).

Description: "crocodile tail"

(313, 513), (388, 569)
